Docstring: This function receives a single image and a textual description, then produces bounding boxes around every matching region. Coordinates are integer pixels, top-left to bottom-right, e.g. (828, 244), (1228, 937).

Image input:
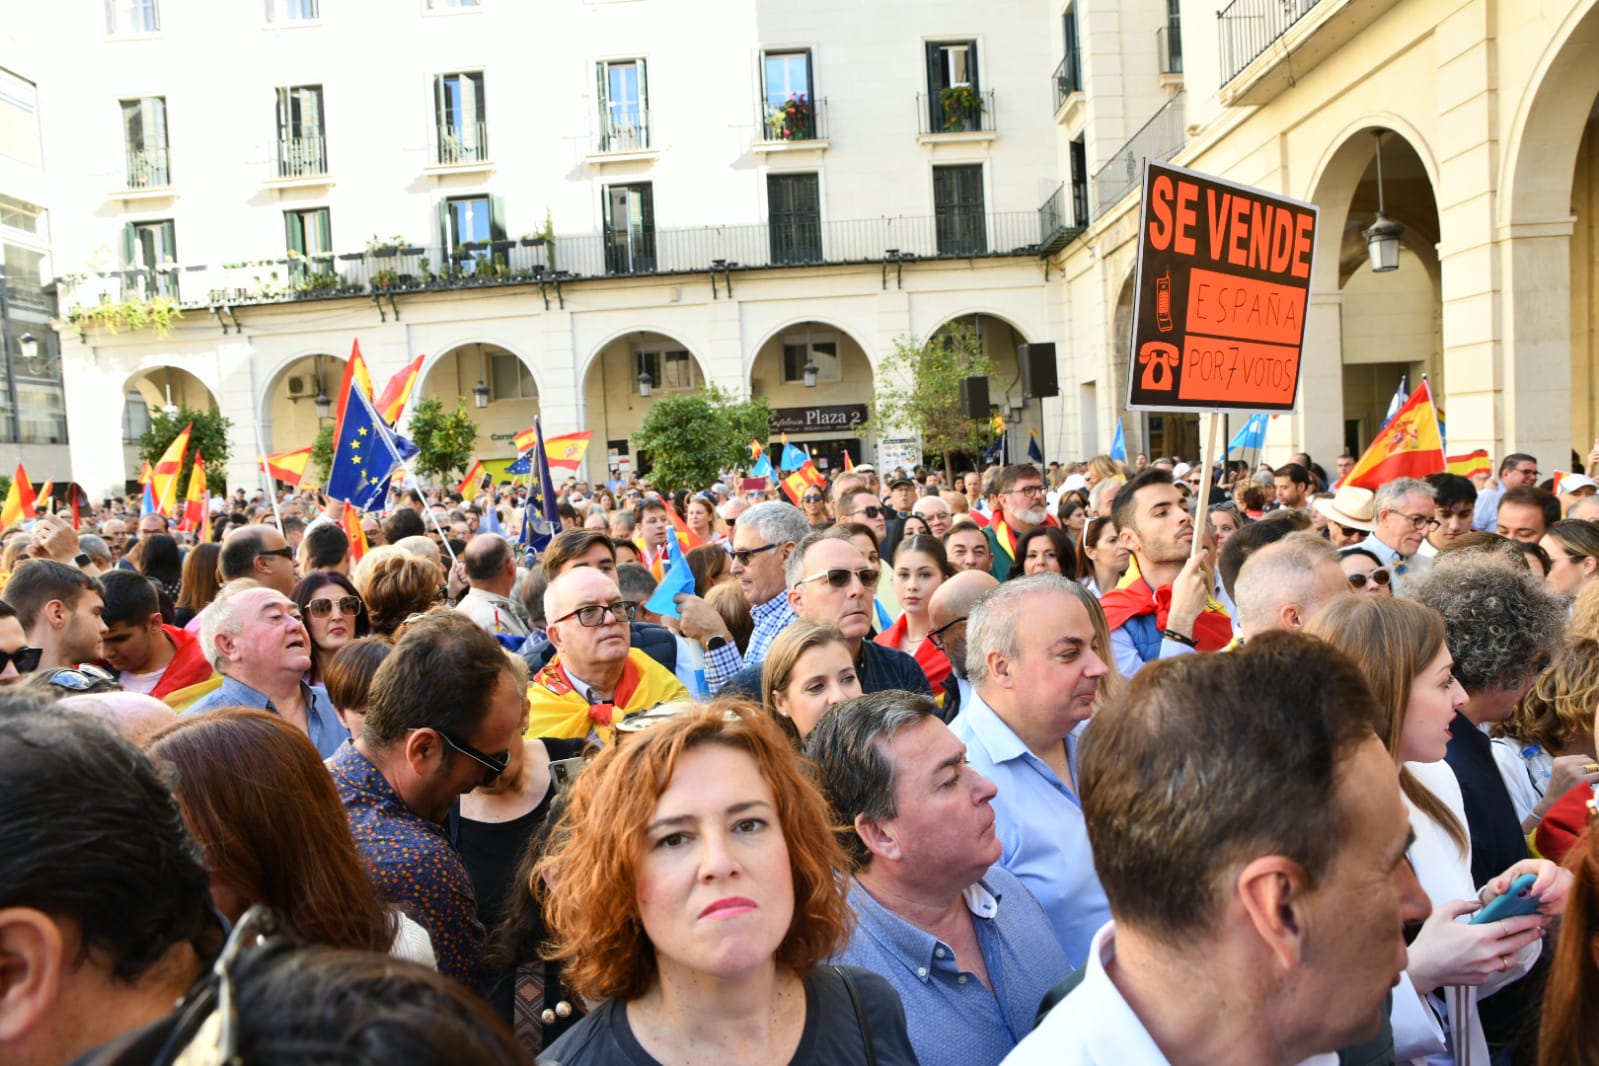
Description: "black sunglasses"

(927, 616), (968, 652)
(437, 729), (510, 781)
(255, 546), (295, 561)
(0, 646), (42, 674)
(305, 595), (363, 618)
(727, 542), (780, 566)
(850, 505), (884, 519)
(795, 567), (879, 590)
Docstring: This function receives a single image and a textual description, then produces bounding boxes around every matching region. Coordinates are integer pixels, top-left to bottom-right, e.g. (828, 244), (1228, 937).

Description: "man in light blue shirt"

(808, 691), (1070, 1066)
(183, 583), (348, 758)
(949, 574), (1111, 965)
(1357, 477), (1434, 598)
(1472, 452), (1538, 531)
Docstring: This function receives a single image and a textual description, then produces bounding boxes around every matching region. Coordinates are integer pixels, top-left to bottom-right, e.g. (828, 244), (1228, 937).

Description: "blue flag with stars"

(326, 381), (408, 512)
(507, 450), (533, 476)
(518, 418), (562, 562)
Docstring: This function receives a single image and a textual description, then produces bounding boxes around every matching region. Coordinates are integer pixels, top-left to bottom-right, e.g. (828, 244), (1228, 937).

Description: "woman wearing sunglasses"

(1338, 546), (1393, 595)
(293, 571), (370, 692)
(0, 599), (41, 684)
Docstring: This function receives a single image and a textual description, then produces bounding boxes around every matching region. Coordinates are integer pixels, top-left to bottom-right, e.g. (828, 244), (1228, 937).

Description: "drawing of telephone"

(1137, 342), (1179, 392)
(1155, 268), (1174, 333)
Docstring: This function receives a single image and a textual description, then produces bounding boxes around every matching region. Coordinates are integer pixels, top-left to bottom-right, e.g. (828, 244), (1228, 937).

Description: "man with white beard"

(983, 465), (1054, 580)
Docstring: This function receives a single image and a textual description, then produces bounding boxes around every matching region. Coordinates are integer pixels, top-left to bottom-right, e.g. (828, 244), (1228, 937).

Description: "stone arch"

(258, 350), (347, 450)
(417, 336), (544, 403)
(746, 315), (877, 380)
(577, 324), (713, 391)
(915, 308), (1036, 350)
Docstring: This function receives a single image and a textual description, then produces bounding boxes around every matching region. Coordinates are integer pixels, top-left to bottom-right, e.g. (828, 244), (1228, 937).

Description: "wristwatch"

(706, 635), (729, 652)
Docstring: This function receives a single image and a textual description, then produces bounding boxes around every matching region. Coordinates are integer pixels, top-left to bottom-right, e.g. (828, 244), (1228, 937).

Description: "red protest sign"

(1126, 160), (1318, 413)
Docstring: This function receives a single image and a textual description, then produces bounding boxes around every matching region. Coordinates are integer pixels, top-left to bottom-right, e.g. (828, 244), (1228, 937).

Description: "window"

(932, 164), (986, 255)
(780, 334), (840, 385)
(1060, 10), (1082, 96)
(265, 0), (317, 20)
(489, 352), (535, 401)
(1161, 0), (1183, 74)
(4, 245), (47, 305)
(597, 59), (648, 152)
(123, 219), (178, 298)
(761, 50), (815, 140)
(925, 40), (982, 132)
(284, 207), (332, 279)
(121, 97), (169, 188)
(767, 173), (821, 265)
(123, 389), (150, 444)
(440, 194), (505, 268)
(1069, 138), (1088, 226)
(434, 72), (487, 164)
(603, 183), (654, 274)
(106, 0), (159, 33)
(275, 85), (326, 177)
(0, 193), (45, 237)
(0, 71), (41, 166)
(426, 0), (479, 7)
(635, 348), (691, 394)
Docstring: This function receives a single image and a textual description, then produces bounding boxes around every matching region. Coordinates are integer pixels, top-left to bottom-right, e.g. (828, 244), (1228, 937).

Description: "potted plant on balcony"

(767, 93), (813, 140)
(939, 84), (984, 131)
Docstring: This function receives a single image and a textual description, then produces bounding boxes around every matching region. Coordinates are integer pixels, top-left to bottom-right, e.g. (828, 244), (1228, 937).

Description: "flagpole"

(250, 418), (285, 533)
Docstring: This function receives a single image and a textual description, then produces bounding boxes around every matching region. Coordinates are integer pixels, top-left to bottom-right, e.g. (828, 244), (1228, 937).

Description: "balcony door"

(603, 183), (655, 274)
(768, 173), (821, 265)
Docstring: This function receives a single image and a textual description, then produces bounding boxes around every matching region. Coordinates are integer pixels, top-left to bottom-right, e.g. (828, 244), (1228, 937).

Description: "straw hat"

(1314, 485), (1376, 532)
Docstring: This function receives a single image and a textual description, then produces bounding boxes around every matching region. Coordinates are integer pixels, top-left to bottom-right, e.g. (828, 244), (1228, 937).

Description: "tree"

(869, 322), (997, 475)
(139, 405), (232, 500)
(408, 395), (478, 485)
(632, 385), (774, 493)
(310, 423), (336, 485)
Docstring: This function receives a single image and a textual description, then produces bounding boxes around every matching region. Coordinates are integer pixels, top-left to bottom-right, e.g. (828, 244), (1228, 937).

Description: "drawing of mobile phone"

(1155, 268), (1174, 333)
(1469, 873), (1541, 924)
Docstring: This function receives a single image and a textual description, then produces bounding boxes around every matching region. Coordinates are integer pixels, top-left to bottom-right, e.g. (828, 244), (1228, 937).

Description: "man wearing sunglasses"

(526, 567), (687, 744)
(96, 570), (214, 699)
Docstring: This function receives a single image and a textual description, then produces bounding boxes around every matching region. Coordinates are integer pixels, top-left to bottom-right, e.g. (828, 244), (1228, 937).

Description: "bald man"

(57, 691), (175, 747)
(927, 568), (999, 719)
(1233, 533), (1349, 642)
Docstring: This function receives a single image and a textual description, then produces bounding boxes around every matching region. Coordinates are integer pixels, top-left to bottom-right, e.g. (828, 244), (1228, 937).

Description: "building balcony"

(1038, 183), (1082, 256)
(273, 134), (329, 184)
(1053, 52), (1082, 113)
(1091, 90), (1186, 221)
(1218, 0), (1402, 106)
(916, 88), (996, 141)
(115, 147), (174, 200)
(754, 95), (829, 152)
(430, 121), (490, 170)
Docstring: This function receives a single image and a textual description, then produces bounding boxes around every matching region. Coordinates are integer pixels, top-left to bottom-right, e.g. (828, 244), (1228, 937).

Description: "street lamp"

(637, 370), (653, 397)
(18, 333), (37, 366)
(473, 378), (490, 409)
(802, 358), (819, 388)
(312, 355), (331, 421)
(1363, 130), (1403, 273)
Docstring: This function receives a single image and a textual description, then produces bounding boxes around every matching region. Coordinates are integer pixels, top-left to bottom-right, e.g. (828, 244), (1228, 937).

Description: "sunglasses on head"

(1347, 567), (1392, 590)
(795, 567), (878, 590)
(47, 663), (117, 692)
(0, 646), (42, 674)
(305, 595), (363, 618)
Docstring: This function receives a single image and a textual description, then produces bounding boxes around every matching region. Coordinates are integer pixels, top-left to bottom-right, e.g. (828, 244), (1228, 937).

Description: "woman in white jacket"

(1306, 596), (1571, 1065)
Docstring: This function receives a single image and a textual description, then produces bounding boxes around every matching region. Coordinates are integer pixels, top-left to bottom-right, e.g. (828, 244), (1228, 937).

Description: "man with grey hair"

(806, 691), (1069, 1066)
(76, 534), (113, 576)
(911, 493), (953, 538)
(949, 573), (1111, 964)
(1568, 494), (1599, 523)
(1359, 477), (1436, 596)
(182, 582), (348, 758)
(1233, 532), (1348, 641)
(674, 500), (810, 692)
(1087, 478), (1119, 519)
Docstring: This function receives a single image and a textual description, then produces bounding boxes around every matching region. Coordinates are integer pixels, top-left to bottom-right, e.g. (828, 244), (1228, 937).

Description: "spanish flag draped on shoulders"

(527, 648), (688, 745)
(1099, 553), (1234, 664)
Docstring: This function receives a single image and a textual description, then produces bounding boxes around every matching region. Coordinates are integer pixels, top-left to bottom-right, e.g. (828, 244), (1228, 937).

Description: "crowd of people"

(5, 443), (1599, 1065)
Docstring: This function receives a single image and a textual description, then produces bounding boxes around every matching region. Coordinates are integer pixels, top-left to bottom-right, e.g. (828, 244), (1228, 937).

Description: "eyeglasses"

(927, 616), (968, 651)
(305, 595), (363, 618)
(255, 546), (295, 561)
(801, 494), (824, 503)
(1391, 512), (1441, 532)
(1347, 568), (1392, 590)
(727, 542), (780, 566)
(46, 663), (118, 691)
(793, 567), (878, 590)
(437, 729), (510, 781)
(550, 600), (638, 627)
(1009, 484), (1045, 497)
(849, 505), (884, 519)
(0, 646), (42, 674)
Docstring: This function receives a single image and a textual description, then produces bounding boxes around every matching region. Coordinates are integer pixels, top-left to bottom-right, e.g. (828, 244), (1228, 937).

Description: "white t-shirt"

(119, 667), (165, 695)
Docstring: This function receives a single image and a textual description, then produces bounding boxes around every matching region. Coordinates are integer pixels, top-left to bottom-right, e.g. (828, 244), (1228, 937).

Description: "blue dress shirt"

(837, 867), (1071, 1066)
(950, 690), (1110, 966)
(183, 674), (349, 759)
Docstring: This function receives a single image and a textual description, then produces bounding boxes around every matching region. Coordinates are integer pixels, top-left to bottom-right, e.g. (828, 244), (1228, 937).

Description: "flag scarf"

(1100, 576), (1234, 653)
(151, 424), (192, 518)
(326, 379), (408, 511)
(374, 354), (424, 424)
(180, 450), (207, 535)
(1446, 449), (1491, 480)
(1338, 379), (1446, 490)
(527, 649), (689, 745)
(1109, 422), (1127, 462)
(1, 463), (34, 528)
(259, 447), (313, 487)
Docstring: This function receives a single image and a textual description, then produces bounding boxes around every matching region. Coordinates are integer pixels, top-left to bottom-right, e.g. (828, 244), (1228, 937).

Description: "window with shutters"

(635, 348), (692, 394)
(284, 207), (332, 280)
(124, 219), (178, 299)
(434, 72), (487, 164)
(780, 333), (840, 385)
(925, 40), (981, 132)
(275, 85), (326, 177)
(1069, 138), (1088, 226)
(932, 164), (986, 256)
(597, 59), (648, 152)
(603, 183), (655, 275)
(120, 97), (170, 188)
(767, 173), (821, 265)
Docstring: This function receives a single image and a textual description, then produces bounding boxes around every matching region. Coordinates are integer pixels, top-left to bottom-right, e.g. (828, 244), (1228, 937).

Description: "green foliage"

(139, 405), (232, 500)
(68, 296), (183, 337)
(869, 322), (996, 474)
(310, 423), (336, 485)
(632, 386), (774, 493)
(408, 395), (478, 485)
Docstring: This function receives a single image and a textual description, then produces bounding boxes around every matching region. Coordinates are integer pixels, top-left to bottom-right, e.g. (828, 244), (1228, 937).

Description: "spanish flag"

(259, 447), (312, 487)
(332, 339), (374, 442)
(1446, 449), (1491, 480)
(181, 450), (208, 539)
(780, 461), (826, 506)
(544, 430), (593, 471)
(842, 450), (855, 473)
(1338, 379), (1446, 491)
(458, 460), (487, 501)
(36, 481), (52, 514)
(151, 423), (192, 518)
(511, 426), (540, 454)
(662, 498), (705, 548)
(342, 503), (368, 564)
(1, 463), (34, 529)
(374, 353), (424, 425)
(137, 460), (153, 486)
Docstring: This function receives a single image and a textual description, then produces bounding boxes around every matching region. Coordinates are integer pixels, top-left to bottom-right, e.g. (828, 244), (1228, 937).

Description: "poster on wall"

(877, 437), (921, 475)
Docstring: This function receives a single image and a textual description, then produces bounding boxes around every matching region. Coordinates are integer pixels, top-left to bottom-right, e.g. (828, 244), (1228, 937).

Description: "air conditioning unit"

(286, 376), (306, 397)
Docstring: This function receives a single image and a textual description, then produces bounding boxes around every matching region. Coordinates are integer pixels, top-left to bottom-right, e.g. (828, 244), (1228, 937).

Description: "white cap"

(1561, 474), (1598, 494)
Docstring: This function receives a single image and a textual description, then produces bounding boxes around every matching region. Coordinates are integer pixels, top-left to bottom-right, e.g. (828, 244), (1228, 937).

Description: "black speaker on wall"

(959, 376), (990, 420)
(1018, 342), (1059, 398)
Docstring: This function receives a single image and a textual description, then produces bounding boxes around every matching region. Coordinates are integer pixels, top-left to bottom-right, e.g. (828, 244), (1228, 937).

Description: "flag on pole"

(137, 460), (153, 486)
(180, 450), (207, 534)
(1227, 414), (1269, 456)
(1027, 428), (1044, 464)
(780, 435), (809, 471)
(1109, 421), (1127, 462)
(341, 504), (369, 565)
(1338, 379), (1447, 490)
(842, 450), (855, 473)
(36, 480), (52, 513)
(644, 530), (695, 620)
(780, 461), (826, 505)
(140, 480), (158, 518)
(374, 354), (425, 424)
(662, 499), (705, 548)
(1, 463), (35, 528)
(458, 461), (487, 501)
(259, 447), (313, 487)
(518, 418), (562, 561)
(1446, 449), (1491, 480)
(511, 426), (540, 454)
(332, 339), (374, 443)
(151, 423), (193, 518)
(544, 430), (593, 471)
(1381, 375), (1409, 430)
(326, 376), (409, 512)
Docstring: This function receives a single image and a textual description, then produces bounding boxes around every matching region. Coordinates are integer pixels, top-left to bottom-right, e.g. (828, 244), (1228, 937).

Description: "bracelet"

(1161, 629), (1197, 647)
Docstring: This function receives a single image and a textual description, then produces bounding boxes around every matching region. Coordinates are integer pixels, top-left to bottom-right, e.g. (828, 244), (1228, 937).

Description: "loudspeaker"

(1018, 342), (1059, 398)
(960, 376), (990, 420)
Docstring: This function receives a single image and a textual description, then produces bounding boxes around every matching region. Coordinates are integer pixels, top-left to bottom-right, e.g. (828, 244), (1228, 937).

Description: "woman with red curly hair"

(537, 701), (917, 1065)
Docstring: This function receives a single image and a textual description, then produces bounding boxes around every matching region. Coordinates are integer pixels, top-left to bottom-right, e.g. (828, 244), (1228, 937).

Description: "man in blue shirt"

(808, 690), (1069, 1066)
(949, 574), (1110, 965)
(183, 583), (348, 758)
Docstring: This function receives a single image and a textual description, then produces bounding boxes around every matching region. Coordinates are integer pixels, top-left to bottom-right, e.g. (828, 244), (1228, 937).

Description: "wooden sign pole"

(1190, 411), (1221, 561)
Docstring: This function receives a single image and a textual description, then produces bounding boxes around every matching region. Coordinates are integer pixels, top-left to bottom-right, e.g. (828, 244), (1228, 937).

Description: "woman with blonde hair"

(353, 546), (441, 639)
(1305, 595), (1571, 1063)
(761, 621), (861, 744)
(1083, 454), (1124, 489)
(1489, 636), (1599, 826)
(536, 701), (916, 1065)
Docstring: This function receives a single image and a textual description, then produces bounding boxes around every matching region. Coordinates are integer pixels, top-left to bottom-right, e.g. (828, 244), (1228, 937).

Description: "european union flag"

(507, 450), (533, 476)
(518, 418), (562, 562)
(1027, 428), (1044, 464)
(326, 382), (407, 512)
